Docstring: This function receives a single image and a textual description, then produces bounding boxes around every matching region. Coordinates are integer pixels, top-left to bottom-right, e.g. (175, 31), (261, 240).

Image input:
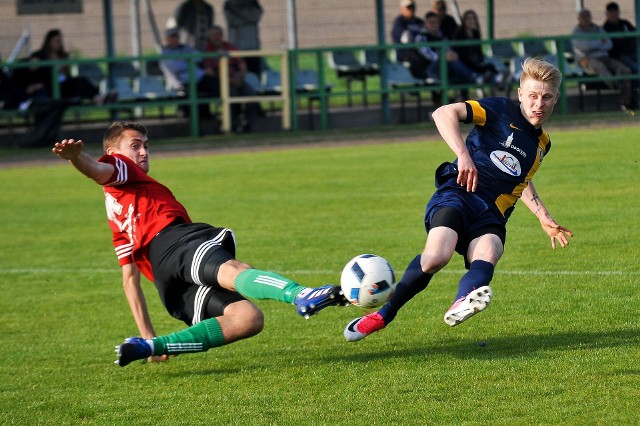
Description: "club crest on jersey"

(538, 147), (545, 162)
(490, 150), (521, 176)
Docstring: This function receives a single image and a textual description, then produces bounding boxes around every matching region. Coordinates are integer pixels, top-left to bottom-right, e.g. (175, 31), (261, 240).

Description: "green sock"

(234, 269), (304, 303)
(152, 318), (225, 356)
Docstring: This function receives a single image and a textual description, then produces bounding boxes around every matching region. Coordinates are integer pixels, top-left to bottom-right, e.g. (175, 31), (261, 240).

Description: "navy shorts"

(425, 181), (506, 264)
(149, 222), (247, 326)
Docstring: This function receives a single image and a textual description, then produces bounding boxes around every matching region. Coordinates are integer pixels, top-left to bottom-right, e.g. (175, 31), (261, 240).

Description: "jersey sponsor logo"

(509, 123), (523, 131)
(490, 150), (521, 176)
(500, 133), (527, 158)
(504, 132), (513, 147)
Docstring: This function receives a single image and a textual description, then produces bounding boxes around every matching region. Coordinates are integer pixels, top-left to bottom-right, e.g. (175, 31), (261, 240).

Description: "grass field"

(1, 125), (639, 425)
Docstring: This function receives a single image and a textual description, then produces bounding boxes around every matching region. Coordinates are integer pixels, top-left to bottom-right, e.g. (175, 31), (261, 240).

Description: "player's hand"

(52, 138), (84, 160)
(146, 354), (170, 363)
(539, 216), (573, 250)
(456, 154), (478, 192)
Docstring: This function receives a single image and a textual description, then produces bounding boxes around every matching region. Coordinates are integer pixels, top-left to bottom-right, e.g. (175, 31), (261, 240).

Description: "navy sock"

(454, 259), (495, 301)
(379, 254), (432, 324)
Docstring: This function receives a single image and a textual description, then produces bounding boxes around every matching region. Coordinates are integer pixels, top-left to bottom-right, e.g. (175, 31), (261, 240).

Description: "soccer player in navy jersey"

(52, 122), (348, 366)
(345, 57), (574, 342)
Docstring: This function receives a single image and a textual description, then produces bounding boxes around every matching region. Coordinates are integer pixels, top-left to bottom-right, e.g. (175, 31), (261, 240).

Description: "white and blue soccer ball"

(340, 254), (396, 309)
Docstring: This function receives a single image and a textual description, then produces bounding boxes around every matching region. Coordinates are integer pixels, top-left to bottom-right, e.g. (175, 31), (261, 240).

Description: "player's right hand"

(456, 154), (478, 192)
(52, 138), (83, 160)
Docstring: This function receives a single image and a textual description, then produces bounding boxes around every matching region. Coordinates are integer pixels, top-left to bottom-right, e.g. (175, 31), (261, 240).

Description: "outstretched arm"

(431, 102), (478, 192)
(52, 139), (114, 185)
(521, 181), (573, 249)
(121, 263), (168, 363)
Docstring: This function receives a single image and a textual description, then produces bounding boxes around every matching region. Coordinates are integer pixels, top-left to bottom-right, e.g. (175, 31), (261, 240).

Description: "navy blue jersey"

(449, 97), (551, 219)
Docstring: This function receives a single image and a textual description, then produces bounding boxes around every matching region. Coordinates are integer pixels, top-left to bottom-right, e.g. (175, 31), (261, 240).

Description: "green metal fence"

(1, 31), (638, 137)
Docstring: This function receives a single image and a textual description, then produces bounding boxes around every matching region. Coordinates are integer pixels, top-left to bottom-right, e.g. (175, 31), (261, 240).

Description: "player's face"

(108, 130), (150, 173)
(517, 77), (558, 128)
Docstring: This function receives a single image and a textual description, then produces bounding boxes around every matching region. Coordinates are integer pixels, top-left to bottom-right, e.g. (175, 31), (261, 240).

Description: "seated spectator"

(160, 27), (219, 121)
(603, 2), (637, 74)
(19, 29), (111, 106)
(432, 0), (458, 40)
(391, 0), (425, 64)
(572, 8), (635, 111)
(0, 66), (6, 106)
(202, 25), (257, 133)
(452, 10), (505, 85)
(2, 59), (49, 110)
(2, 30), (113, 148)
(407, 12), (483, 87)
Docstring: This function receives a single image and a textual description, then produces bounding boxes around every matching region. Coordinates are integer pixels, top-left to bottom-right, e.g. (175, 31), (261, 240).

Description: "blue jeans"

(427, 60), (479, 83)
(614, 53), (638, 74)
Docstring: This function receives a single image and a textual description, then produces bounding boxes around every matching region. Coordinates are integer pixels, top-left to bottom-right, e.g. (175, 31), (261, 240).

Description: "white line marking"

(1, 268), (637, 276)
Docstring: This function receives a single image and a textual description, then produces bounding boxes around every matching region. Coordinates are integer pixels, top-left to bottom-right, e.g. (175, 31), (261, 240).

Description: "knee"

(236, 302), (264, 338)
(218, 259), (252, 288)
(225, 300), (264, 339)
(245, 306), (265, 337)
(420, 253), (452, 275)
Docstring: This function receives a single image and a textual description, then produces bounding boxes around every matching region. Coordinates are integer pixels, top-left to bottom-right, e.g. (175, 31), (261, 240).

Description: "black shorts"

(149, 222), (247, 326)
(425, 186), (507, 268)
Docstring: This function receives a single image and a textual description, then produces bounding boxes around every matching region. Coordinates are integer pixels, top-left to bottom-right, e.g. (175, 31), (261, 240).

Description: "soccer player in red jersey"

(52, 121), (348, 367)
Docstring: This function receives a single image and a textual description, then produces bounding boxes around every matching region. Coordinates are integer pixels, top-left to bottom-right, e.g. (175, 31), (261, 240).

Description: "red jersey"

(99, 153), (191, 282)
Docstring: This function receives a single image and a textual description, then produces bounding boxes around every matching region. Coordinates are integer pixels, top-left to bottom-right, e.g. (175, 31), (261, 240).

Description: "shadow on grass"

(150, 327), (640, 378)
(329, 327), (640, 362)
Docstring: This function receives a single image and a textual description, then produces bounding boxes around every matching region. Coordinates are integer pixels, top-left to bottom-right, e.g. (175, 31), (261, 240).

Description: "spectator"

(0, 66), (6, 106)
(160, 27), (219, 125)
(2, 59), (48, 110)
(2, 58), (69, 148)
(602, 2), (638, 74)
(12, 29), (110, 107)
(391, 0), (425, 64)
(572, 8), (635, 111)
(202, 25), (258, 133)
(170, 0), (215, 51)
(224, 0), (264, 75)
(432, 0), (458, 40)
(408, 12), (483, 87)
(452, 10), (505, 86)
(3, 29), (114, 148)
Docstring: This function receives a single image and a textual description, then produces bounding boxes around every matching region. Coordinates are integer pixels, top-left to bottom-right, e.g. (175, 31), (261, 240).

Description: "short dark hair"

(103, 121), (148, 151)
(606, 2), (619, 11)
(425, 11), (439, 20)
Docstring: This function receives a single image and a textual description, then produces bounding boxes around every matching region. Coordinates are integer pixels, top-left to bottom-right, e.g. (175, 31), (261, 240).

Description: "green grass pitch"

(1, 125), (639, 425)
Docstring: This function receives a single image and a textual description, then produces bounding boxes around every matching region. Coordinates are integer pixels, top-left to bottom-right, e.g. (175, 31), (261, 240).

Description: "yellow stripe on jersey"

(495, 130), (552, 216)
(466, 100), (487, 126)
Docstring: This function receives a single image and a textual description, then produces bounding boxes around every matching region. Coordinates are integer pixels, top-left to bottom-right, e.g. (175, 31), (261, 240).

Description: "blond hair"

(103, 121), (148, 152)
(519, 57), (562, 91)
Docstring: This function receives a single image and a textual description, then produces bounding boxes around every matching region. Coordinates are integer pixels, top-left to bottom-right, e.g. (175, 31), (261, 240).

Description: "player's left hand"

(539, 216), (573, 250)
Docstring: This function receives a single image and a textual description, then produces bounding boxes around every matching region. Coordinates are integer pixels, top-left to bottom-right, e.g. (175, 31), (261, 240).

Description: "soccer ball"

(340, 254), (396, 309)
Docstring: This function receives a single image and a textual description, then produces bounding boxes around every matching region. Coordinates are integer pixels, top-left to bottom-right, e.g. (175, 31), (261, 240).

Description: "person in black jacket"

(602, 2), (637, 74)
(391, 0), (425, 63)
